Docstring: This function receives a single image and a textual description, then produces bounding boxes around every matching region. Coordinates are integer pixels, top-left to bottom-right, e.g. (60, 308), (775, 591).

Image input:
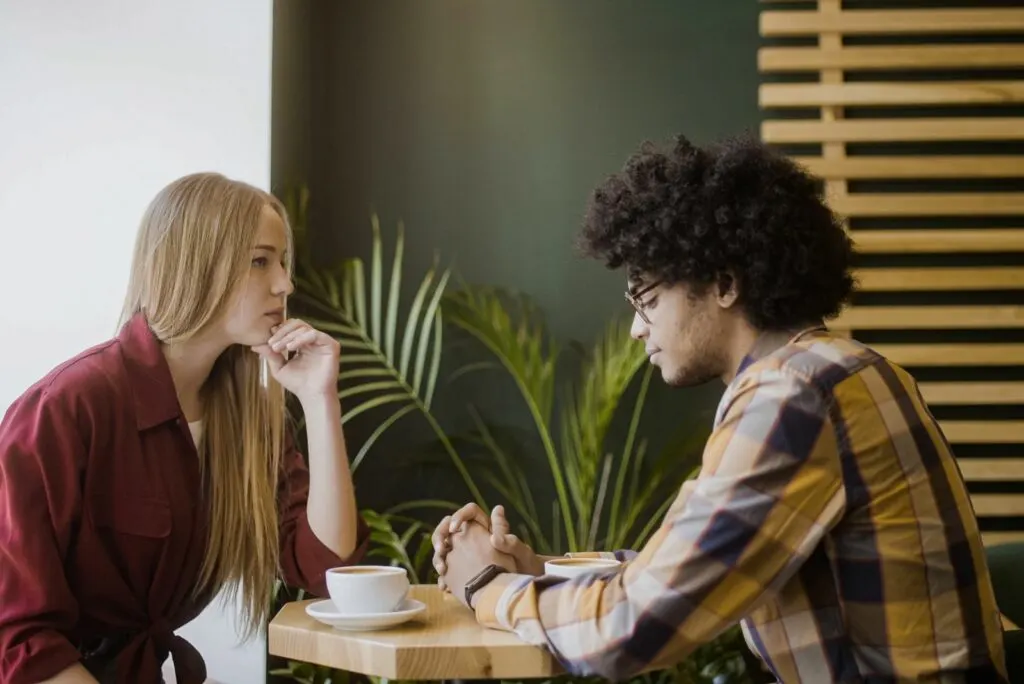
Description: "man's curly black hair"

(578, 134), (857, 331)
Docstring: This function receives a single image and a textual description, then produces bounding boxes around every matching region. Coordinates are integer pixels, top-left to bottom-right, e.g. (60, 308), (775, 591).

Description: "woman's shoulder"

(5, 336), (129, 423)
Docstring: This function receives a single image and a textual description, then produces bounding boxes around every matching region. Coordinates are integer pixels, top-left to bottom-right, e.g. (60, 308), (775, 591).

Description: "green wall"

(272, 0), (762, 513)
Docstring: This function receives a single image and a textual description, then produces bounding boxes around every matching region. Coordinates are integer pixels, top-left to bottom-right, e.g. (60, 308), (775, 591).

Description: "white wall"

(0, 2), (274, 682)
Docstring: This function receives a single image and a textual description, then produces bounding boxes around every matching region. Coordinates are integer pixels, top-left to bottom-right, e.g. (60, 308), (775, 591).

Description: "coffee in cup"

(325, 565), (410, 614)
(544, 557), (622, 579)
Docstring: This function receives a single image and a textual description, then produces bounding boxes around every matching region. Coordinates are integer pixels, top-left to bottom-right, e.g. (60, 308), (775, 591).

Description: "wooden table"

(268, 585), (564, 680)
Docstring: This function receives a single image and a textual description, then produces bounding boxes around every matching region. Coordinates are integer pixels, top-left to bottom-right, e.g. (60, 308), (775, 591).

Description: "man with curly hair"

(433, 135), (1008, 683)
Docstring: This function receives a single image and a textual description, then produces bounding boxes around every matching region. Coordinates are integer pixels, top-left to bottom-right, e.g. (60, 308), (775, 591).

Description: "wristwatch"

(464, 564), (508, 607)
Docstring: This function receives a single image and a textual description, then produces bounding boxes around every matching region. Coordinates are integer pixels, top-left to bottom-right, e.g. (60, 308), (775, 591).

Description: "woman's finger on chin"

(284, 328), (319, 352)
(268, 318), (307, 345)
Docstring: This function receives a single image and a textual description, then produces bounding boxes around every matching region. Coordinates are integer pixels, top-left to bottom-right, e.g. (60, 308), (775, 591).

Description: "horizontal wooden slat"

(838, 306), (1024, 329)
(761, 9), (1024, 36)
(971, 493), (1024, 517)
(762, 118), (1024, 144)
(921, 382), (1024, 405)
(759, 45), (1024, 71)
(982, 531), (1024, 547)
(852, 229), (1024, 254)
(761, 82), (1024, 108)
(831, 193), (1024, 217)
(867, 343), (1024, 366)
(942, 421), (1024, 444)
(959, 458), (1024, 481)
(796, 156), (1024, 180)
(855, 267), (1024, 291)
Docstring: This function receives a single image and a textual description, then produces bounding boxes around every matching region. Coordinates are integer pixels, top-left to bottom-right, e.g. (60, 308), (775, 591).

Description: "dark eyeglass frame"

(624, 281), (662, 324)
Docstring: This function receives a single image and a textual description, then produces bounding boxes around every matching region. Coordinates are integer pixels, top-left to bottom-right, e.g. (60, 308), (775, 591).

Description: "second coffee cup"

(544, 557), (622, 579)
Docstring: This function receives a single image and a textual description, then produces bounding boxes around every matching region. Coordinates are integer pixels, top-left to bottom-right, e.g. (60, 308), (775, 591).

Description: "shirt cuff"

(293, 513), (370, 596)
(473, 572), (532, 631)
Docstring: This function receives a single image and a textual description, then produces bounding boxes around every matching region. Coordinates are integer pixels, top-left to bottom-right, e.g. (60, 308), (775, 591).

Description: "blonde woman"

(0, 173), (367, 684)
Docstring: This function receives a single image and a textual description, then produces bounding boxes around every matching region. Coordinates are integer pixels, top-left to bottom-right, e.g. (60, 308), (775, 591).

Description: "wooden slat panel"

(921, 382), (1024, 405)
(971, 494), (1024, 517)
(796, 156), (1024, 180)
(855, 267), (1024, 291)
(761, 9), (1024, 36)
(942, 421), (1024, 444)
(761, 82), (1024, 108)
(959, 458), (1024, 481)
(759, 7), (1024, 545)
(759, 45), (1024, 71)
(868, 343), (1024, 366)
(817, 0), (848, 221)
(762, 118), (1024, 144)
(852, 229), (1024, 254)
(838, 306), (1024, 329)
(830, 193), (1024, 217)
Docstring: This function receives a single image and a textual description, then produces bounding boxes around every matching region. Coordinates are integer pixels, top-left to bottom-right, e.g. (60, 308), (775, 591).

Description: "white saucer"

(305, 598), (427, 631)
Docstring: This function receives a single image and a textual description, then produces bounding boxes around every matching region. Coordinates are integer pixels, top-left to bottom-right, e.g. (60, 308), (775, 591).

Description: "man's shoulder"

(741, 332), (885, 396)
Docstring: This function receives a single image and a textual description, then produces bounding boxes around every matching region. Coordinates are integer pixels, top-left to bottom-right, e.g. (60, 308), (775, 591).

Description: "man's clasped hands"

(431, 503), (549, 608)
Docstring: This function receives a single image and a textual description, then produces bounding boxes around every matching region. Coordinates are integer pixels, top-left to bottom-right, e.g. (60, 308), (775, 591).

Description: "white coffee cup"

(325, 565), (410, 615)
(544, 557), (622, 579)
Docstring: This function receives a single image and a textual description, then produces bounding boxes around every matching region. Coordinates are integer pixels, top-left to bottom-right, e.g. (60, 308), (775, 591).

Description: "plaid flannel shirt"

(473, 328), (1007, 682)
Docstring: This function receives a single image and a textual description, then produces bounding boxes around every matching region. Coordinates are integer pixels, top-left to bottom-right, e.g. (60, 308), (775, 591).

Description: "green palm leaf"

(286, 207), (485, 508)
(559, 315), (648, 549)
(443, 286), (572, 545)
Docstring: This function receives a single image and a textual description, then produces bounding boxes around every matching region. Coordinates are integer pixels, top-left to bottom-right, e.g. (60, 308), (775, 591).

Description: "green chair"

(987, 542), (1024, 682)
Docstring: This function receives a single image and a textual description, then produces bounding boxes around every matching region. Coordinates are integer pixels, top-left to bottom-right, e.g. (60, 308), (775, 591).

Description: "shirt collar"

(715, 325), (830, 428)
(733, 324), (830, 381)
(117, 312), (183, 431)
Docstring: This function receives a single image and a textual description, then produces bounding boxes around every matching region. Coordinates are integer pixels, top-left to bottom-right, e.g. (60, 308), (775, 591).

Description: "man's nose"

(630, 312), (648, 341)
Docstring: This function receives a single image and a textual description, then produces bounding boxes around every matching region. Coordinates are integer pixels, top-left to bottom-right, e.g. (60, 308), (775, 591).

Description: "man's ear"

(716, 272), (740, 309)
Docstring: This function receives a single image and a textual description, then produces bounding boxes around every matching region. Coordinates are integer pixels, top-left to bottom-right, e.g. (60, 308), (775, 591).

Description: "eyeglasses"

(624, 281), (661, 324)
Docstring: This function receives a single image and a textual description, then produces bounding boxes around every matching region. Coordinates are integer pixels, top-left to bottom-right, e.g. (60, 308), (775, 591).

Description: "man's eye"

(644, 297), (657, 309)
(252, 257), (268, 268)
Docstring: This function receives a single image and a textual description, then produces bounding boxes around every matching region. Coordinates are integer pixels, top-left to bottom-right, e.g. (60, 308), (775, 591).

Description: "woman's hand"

(252, 319), (340, 404)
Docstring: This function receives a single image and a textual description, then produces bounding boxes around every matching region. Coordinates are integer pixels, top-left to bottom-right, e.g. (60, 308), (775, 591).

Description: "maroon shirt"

(0, 314), (369, 684)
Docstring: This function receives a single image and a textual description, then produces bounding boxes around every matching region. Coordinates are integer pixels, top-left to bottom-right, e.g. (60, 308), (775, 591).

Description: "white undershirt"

(188, 420), (203, 446)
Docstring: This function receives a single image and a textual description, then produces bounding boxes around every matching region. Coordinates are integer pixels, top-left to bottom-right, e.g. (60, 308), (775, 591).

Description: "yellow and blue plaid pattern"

(474, 329), (1007, 682)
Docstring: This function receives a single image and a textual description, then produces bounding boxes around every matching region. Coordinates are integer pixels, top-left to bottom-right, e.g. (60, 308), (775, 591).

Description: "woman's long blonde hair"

(120, 172), (293, 639)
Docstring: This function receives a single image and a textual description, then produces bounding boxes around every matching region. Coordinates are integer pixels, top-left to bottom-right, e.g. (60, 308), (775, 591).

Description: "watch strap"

(464, 563), (508, 607)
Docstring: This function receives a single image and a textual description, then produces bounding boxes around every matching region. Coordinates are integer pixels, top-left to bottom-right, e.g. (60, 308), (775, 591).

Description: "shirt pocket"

(89, 495), (172, 538)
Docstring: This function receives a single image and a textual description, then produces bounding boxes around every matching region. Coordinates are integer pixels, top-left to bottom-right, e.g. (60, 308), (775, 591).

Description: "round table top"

(268, 584), (563, 680)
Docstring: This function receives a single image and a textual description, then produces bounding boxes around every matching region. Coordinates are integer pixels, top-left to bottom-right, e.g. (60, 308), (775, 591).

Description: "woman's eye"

(252, 257), (268, 268)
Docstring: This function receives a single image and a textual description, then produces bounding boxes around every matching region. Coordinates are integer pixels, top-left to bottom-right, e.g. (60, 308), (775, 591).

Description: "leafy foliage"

(285, 188), (485, 505)
(444, 288), (707, 556)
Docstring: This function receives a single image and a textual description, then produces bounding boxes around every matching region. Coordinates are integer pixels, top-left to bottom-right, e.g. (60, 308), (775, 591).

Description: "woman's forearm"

(300, 394), (358, 559)
(39, 663), (100, 684)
